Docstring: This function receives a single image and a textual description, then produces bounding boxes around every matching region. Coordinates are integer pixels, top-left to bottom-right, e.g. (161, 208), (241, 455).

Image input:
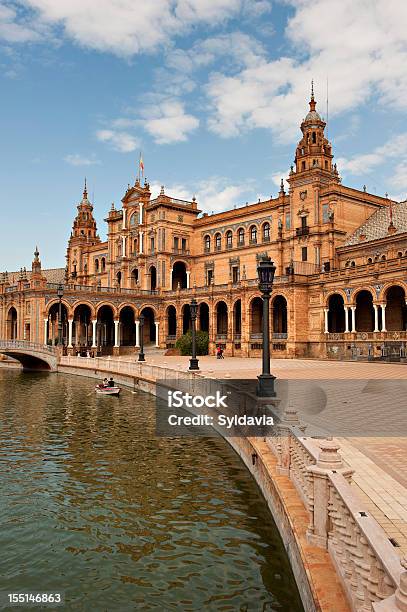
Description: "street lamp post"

(256, 256), (276, 397)
(189, 298), (199, 370)
(138, 314), (145, 362)
(57, 284), (64, 346)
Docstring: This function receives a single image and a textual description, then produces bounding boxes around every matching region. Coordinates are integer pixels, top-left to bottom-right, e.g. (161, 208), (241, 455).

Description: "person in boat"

(102, 377), (109, 387)
(108, 377), (115, 387)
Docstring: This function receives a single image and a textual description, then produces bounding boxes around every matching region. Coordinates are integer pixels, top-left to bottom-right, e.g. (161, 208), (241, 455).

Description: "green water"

(0, 370), (303, 611)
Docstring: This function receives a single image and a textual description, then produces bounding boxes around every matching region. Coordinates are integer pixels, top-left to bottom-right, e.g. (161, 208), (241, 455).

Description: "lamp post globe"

(256, 256), (276, 397)
(189, 298), (200, 371)
(57, 283), (64, 346)
(138, 314), (146, 362)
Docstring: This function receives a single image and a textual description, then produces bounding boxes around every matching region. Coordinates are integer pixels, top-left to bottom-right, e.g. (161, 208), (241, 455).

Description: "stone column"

(169, 268), (173, 290)
(381, 303), (387, 332)
(92, 319), (97, 348)
(122, 235), (126, 257)
(139, 202), (143, 224)
(135, 320), (140, 348)
(373, 304), (379, 332)
(186, 271), (190, 289)
(344, 306), (350, 333)
(351, 306), (356, 332)
(43, 318), (48, 345)
(155, 322), (160, 348)
(68, 319), (74, 348)
(122, 208), (126, 230)
(323, 308), (329, 333)
(114, 320), (120, 348)
(139, 231), (143, 254)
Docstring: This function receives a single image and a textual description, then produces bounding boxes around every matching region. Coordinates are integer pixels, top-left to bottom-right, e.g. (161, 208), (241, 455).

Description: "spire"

(279, 178), (285, 196)
(34, 246), (39, 262)
(309, 79), (316, 112)
(83, 177), (88, 199)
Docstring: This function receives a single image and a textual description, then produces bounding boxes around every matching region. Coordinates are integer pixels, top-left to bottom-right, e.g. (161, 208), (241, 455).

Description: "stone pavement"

(119, 352), (407, 556)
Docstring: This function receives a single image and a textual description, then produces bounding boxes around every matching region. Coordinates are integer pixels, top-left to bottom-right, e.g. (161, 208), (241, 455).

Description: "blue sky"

(1, 0), (407, 270)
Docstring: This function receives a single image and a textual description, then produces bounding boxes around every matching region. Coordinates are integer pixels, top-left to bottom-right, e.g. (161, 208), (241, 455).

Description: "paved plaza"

(125, 352), (407, 555)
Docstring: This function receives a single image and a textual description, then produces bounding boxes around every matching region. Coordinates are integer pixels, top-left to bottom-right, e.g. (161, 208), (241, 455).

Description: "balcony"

(296, 226), (310, 236)
(172, 248), (190, 255)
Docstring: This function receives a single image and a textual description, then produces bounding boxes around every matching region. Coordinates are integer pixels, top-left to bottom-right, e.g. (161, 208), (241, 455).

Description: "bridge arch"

(0, 341), (57, 371)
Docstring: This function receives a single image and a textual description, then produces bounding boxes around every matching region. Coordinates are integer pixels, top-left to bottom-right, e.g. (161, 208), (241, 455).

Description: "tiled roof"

(344, 200), (407, 246)
(2, 268), (65, 284)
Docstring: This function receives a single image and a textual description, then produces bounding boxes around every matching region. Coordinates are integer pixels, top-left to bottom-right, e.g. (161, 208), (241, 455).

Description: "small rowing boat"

(95, 385), (121, 396)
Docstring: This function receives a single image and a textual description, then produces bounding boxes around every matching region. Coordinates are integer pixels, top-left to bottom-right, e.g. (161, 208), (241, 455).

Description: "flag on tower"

(139, 153), (144, 178)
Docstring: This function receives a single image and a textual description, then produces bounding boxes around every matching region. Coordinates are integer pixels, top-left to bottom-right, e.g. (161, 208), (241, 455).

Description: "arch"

(140, 306), (156, 344)
(250, 296), (263, 334)
(262, 221), (271, 242)
(214, 232), (222, 250)
(97, 304), (115, 351)
(249, 224), (258, 244)
(167, 305), (177, 337)
(216, 301), (228, 335)
(45, 298), (72, 317)
(149, 265), (157, 291)
(385, 285), (407, 331)
(327, 293), (345, 333)
(204, 235), (211, 252)
(324, 289), (348, 306)
(7, 307), (18, 340)
(172, 261), (187, 290)
(237, 227), (245, 246)
(355, 290), (374, 332)
(182, 304), (191, 334)
(199, 302), (209, 332)
(233, 299), (242, 335)
(47, 301), (69, 345)
(73, 303), (93, 349)
(379, 281), (407, 302)
(352, 287), (375, 305)
(101, 257), (106, 273)
(120, 305), (136, 346)
(272, 295), (288, 334)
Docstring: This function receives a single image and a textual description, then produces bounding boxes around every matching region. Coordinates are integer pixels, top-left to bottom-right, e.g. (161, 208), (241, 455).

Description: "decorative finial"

(311, 79), (314, 101)
(111, 202), (115, 211)
(280, 178), (285, 195)
(363, 184), (366, 192)
(192, 195), (196, 202)
(34, 246), (39, 261)
(160, 185), (165, 195)
(309, 80), (316, 111)
(83, 177), (88, 199)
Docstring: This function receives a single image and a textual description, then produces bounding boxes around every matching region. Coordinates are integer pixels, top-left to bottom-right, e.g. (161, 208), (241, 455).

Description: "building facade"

(2, 91), (407, 361)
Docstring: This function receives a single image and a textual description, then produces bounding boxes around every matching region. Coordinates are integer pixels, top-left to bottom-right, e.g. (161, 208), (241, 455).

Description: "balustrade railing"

(0, 340), (56, 354)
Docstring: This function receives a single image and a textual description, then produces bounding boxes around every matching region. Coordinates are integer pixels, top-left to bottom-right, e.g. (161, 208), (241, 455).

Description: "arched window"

(237, 228), (245, 246)
(381, 255), (386, 261)
(130, 213), (137, 226)
(204, 235), (211, 252)
(250, 225), (257, 244)
(301, 161), (306, 170)
(312, 131), (316, 144)
(262, 222), (270, 242)
(215, 233), (221, 250)
(101, 257), (106, 272)
(95, 259), (99, 272)
(226, 230), (233, 249)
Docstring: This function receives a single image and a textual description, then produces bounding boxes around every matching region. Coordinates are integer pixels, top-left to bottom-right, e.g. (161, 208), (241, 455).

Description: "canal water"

(0, 370), (303, 611)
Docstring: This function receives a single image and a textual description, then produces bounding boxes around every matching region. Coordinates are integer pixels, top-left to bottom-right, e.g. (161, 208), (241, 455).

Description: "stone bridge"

(0, 340), (58, 371)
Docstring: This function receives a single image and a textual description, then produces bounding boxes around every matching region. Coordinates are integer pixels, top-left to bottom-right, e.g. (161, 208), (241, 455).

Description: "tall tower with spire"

(66, 181), (100, 282)
(293, 82), (336, 178)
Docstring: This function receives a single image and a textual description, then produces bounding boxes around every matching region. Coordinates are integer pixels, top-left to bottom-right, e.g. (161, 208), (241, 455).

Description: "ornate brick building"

(2, 90), (407, 360)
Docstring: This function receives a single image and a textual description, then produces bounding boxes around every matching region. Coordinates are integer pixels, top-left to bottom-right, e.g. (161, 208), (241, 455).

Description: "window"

(302, 161), (306, 170)
(150, 237), (155, 254)
(262, 222), (270, 242)
(207, 269), (214, 285)
(130, 214), (137, 226)
(325, 161), (328, 169)
(101, 258), (106, 272)
(173, 237), (179, 251)
(250, 225), (257, 244)
(95, 259), (99, 272)
(215, 233), (221, 250)
(181, 238), (187, 252)
(301, 247), (308, 261)
(285, 213), (291, 230)
(301, 216), (308, 229)
(226, 230), (233, 249)
(232, 266), (239, 283)
(322, 204), (330, 223)
(204, 235), (211, 252)
(237, 228), (245, 245)
(312, 131), (316, 144)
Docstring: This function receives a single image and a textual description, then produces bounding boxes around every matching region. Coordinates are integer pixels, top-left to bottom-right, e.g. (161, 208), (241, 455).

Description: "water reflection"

(0, 370), (303, 611)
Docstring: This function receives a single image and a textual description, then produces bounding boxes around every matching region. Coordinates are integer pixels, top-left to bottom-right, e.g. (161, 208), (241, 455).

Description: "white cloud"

(142, 100), (199, 144)
(0, 4), (43, 42)
(4, 0), (266, 56)
(150, 176), (255, 213)
(64, 153), (100, 166)
(205, 0), (407, 142)
(96, 129), (139, 153)
(337, 133), (407, 175)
